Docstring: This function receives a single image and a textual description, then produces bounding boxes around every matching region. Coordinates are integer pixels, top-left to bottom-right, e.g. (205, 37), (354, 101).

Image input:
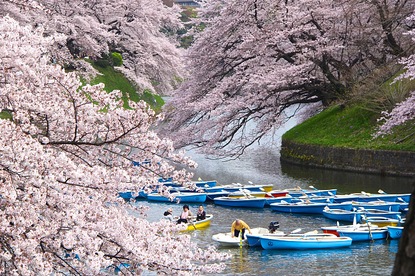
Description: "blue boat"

(147, 192), (207, 203)
(322, 209), (362, 223)
(332, 195), (361, 203)
(291, 196), (333, 204)
(213, 196), (266, 208)
(362, 216), (400, 227)
(206, 191), (230, 201)
(326, 201), (353, 211)
(353, 193), (398, 202)
(286, 188), (319, 197)
(270, 202), (327, 214)
(219, 183), (273, 193)
(337, 227), (388, 241)
(265, 196), (293, 206)
(396, 193), (411, 202)
(387, 226), (404, 239)
(359, 209), (401, 220)
(260, 235), (352, 250)
(118, 191), (135, 201)
(351, 201), (401, 212)
(318, 189), (338, 196)
(204, 187), (224, 193)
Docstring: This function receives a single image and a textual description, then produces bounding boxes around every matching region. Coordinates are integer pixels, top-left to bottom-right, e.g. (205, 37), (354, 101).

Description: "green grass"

(0, 110), (12, 120)
(283, 105), (415, 151)
(87, 60), (164, 112)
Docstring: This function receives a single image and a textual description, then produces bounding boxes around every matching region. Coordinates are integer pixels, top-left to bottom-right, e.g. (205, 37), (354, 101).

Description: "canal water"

(143, 109), (414, 275)
(136, 142), (413, 276)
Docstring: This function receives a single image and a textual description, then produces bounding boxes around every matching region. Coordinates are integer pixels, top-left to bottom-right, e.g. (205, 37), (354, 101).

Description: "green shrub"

(110, 52), (123, 67)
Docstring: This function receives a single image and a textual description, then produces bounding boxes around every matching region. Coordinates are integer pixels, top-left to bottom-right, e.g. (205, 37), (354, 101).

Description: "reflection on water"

(281, 160), (415, 194)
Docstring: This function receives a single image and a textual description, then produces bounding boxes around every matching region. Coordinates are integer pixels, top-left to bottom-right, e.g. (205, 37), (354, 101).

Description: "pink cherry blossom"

(0, 15), (227, 275)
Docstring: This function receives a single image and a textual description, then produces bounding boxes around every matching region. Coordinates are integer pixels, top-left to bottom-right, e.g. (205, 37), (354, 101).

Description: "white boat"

(321, 223), (379, 237)
(212, 227), (267, 247)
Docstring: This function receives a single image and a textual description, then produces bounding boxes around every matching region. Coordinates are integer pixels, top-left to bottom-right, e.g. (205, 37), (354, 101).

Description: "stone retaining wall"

(280, 140), (415, 177)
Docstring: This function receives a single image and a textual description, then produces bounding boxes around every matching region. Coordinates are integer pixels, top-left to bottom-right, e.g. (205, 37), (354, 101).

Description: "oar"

(239, 231), (243, 248)
(378, 189), (386, 194)
(287, 228), (302, 236)
(309, 185), (318, 191)
(366, 219), (373, 242)
(188, 216), (196, 230)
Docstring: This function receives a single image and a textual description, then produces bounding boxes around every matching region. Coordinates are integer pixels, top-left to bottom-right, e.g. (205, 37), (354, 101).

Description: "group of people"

(163, 205), (252, 239)
(163, 205), (206, 224)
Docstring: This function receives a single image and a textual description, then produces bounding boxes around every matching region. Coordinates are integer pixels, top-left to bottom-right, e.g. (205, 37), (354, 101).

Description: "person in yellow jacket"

(231, 219), (252, 240)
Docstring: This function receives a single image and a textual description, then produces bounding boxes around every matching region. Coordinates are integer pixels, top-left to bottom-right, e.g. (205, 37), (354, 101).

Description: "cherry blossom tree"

(0, 16), (227, 275)
(1, 0), (185, 94)
(376, 13), (415, 137)
(164, 0), (415, 157)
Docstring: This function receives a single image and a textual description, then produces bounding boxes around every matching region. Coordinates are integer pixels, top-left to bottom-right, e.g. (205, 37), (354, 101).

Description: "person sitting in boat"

(163, 208), (173, 221)
(177, 205), (192, 224)
(196, 205), (206, 221)
(231, 219), (252, 240)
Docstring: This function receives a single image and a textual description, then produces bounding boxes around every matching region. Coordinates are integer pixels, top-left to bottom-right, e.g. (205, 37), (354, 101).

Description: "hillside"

(282, 104), (415, 152)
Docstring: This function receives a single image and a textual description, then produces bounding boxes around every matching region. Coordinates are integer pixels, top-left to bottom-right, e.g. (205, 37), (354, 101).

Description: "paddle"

(366, 219), (373, 242)
(309, 185), (318, 191)
(187, 216), (197, 230)
(378, 189), (386, 194)
(239, 231), (243, 248)
(287, 228), (302, 236)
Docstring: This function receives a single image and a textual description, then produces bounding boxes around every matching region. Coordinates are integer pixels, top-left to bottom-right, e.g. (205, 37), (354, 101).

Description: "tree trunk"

(392, 184), (415, 276)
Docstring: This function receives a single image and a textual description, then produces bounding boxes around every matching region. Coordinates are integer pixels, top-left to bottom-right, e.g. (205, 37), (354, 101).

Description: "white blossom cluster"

(0, 16), (228, 275)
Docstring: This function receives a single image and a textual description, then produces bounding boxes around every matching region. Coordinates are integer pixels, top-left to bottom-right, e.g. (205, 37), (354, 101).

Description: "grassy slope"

(283, 105), (415, 151)
(89, 62), (164, 112)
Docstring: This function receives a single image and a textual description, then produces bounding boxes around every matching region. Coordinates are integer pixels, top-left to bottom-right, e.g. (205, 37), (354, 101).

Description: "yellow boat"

(362, 217), (399, 227)
(183, 214), (213, 231)
(262, 184), (274, 192)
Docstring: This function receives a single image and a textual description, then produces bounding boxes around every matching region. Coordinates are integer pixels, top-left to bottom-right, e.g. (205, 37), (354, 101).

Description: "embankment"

(280, 140), (415, 177)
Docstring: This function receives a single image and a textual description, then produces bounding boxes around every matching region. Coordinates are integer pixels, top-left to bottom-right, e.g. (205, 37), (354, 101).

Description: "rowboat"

(247, 229), (335, 247)
(286, 187), (337, 197)
(182, 214), (213, 231)
(260, 235), (352, 250)
(322, 208), (362, 223)
(361, 216), (400, 227)
(270, 202), (327, 214)
(146, 192), (207, 203)
(218, 183), (273, 193)
(265, 195), (293, 206)
(228, 191), (267, 198)
(352, 192), (398, 203)
(118, 191), (135, 201)
(321, 224), (379, 237)
(286, 188), (319, 197)
(212, 227), (268, 247)
(265, 190), (289, 198)
(245, 227), (286, 247)
(359, 209), (401, 220)
(194, 180), (217, 188)
(337, 227), (388, 241)
(351, 201), (401, 212)
(326, 201), (353, 211)
(291, 196), (333, 204)
(205, 191), (230, 201)
(387, 226), (404, 239)
(213, 196), (266, 208)
(332, 195), (361, 203)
